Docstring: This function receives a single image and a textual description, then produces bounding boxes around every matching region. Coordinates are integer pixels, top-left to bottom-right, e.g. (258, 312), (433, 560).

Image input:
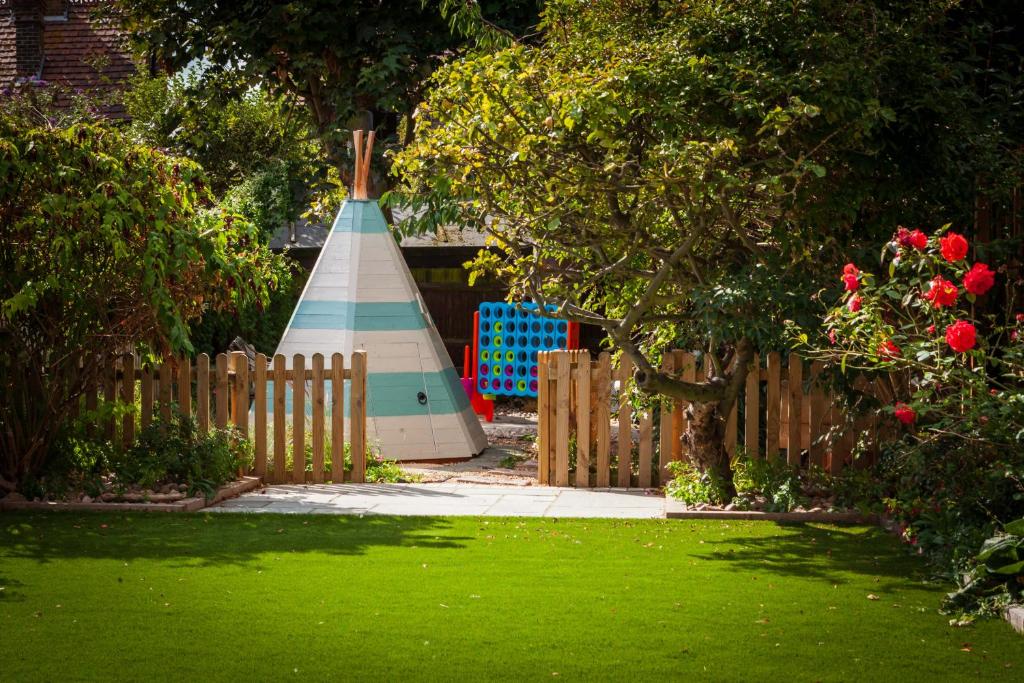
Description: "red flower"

(895, 227), (928, 251)
(923, 275), (958, 308)
(962, 262), (995, 296)
(945, 320), (976, 353)
(939, 232), (968, 262)
(828, 329), (837, 345)
(894, 402), (916, 425)
(847, 295), (862, 313)
(841, 263), (860, 291)
(927, 324), (936, 335)
(895, 227), (912, 248)
(1012, 330), (1020, 342)
(878, 339), (900, 358)
(908, 229), (928, 250)
(1017, 313), (1024, 323)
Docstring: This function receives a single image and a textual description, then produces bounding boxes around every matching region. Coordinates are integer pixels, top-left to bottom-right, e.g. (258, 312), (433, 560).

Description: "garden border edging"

(0, 476), (261, 513)
(664, 497), (878, 524)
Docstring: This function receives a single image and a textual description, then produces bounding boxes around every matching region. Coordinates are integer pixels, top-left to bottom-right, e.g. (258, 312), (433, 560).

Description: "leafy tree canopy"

(0, 104), (286, 485)
(114, 0), (542, 174)
(393, 0), (1024, 484)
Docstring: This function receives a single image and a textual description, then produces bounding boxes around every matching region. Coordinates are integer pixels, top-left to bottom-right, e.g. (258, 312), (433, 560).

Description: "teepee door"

(366, 342), (437, 461)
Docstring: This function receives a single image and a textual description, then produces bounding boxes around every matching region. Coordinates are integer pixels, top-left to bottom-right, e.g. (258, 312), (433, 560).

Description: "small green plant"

(665, 461), (729, 506)
(499, 452), (527, 469)
(944, 518), (1024, 617)
(109, 412), (249, 496)
(364, 449), (419, 483)
(733, 454), (806, 512)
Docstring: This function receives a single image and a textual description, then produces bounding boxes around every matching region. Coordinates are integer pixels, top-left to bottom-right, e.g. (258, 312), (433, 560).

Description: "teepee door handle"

(417, 391), (428, 405)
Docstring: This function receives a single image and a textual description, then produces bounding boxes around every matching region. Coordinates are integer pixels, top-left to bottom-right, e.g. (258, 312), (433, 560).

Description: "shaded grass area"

(0, 512), (1020, 681)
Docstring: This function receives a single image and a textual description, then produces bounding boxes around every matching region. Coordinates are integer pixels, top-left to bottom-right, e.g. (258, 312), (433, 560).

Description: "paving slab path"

(210, 483), (666, 518)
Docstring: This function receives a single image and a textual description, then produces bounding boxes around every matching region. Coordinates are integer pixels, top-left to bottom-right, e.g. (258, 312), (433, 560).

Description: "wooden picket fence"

(75, 351), (368, 484)
(536, 349), (889, 488)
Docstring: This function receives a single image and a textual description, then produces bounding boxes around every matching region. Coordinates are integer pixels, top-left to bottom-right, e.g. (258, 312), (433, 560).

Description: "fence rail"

(75, 351), (368, 485)
(536, 350), (889, 488)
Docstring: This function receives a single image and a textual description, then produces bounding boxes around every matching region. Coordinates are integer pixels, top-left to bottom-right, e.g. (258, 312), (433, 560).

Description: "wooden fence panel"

(658, 353), (676, 483)
(121, 352), (135, 449)
(555, 352), (571, 487)
(638, 412), (653, 488)
(744, 354), (760, 458)
(809, 361), (826, 468)
(675, 351), (694, 461)
(231, 351), (249, 439)
(616, 355), (633, 488)
(273, 354), (286, 484)
(594, 352), (612, 487)
(537, 351), (550, 485)
(311, 353), (326, 483)
(331, 353), (345, 483)
(140, 365), (153, 430)
(350, 351), (367, 483)
(57, 351), (370, 489)
(196, 354), (210, 434)
(104, 355), (117, 441)
(292, 354), (306, 484)
(536, 347), (888, 487)
(787, 355), (803, 466)
(574, 351), (592, 488)
(765, 352), (781, 459)
(215, 354), (228, 430)
(254, 353), (267, 478)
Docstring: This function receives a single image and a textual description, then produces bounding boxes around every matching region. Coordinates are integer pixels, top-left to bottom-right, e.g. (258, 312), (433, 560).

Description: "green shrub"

(944, 518), (1024, 617)
(665, 461), (729, 506)
(733, 454), (805, 512)
(110, 413), (250, 496)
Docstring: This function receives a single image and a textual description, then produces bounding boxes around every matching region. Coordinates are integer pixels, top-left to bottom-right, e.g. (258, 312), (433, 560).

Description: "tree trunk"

(685, 400), (737, 499)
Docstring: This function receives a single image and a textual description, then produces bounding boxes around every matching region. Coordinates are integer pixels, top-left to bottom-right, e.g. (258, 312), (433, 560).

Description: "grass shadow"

(690, 522), (933, 591)
(1, 510), (469, 571)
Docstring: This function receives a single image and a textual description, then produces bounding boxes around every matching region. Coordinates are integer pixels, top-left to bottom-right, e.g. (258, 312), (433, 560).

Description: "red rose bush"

(798, 226), (1024, 613)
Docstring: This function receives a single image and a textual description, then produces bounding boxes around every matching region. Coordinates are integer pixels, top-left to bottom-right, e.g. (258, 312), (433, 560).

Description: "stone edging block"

(664, 497), (877, 524)
(0, 476), (261, 514)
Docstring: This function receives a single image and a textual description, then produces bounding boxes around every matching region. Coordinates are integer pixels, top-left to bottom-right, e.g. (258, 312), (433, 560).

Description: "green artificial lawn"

(1, 513), (1021, 681)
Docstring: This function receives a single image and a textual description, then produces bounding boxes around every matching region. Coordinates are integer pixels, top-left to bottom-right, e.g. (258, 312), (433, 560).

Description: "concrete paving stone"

(210, 483), (668, 519)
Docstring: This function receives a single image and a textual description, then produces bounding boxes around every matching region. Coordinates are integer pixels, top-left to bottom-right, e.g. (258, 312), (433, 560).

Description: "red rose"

(962, 262), (995, 296)
(939, 232), (968, 262)
(895, 227), (912, 248)
(927, 324), (936, 335)
(841, 263), (860, 291)
(1012, 330), (1020, 342)
(847, 295), (862, 313)
(945, 320), (976, 353)
(894, 402), (916, 425)
(923, 275), (958, 308)
(1017, 313), (1024, 323)
(828, 329), (837, 345)
(878, 339), (900, 358)
(909, 229), (928, 250)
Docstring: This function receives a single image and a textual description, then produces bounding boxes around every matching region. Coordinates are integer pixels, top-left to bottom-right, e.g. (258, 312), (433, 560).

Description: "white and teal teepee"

(274, 131), (487, 461)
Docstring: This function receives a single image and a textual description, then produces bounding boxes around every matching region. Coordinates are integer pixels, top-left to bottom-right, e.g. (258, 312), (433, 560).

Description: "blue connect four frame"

(476, 302), (569, 398)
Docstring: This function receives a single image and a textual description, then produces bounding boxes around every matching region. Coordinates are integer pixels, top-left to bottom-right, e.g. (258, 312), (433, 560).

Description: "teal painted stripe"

(290, 300), (425, 330)
(331, 200), (388, 233)
(263, 368), (471, 418)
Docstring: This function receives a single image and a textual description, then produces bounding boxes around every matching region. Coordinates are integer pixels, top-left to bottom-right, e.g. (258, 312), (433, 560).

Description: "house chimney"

(13, 0), (45, 80)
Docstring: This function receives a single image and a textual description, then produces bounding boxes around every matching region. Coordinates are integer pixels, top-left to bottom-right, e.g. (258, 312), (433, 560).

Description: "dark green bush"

(109, 413), (251, 497)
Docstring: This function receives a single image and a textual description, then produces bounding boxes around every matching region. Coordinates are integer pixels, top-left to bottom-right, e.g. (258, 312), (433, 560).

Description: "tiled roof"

(0, 1), (136, 117)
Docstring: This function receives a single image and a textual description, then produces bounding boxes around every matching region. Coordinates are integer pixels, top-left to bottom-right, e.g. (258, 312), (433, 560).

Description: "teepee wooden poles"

(352, 129), (376, 199)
